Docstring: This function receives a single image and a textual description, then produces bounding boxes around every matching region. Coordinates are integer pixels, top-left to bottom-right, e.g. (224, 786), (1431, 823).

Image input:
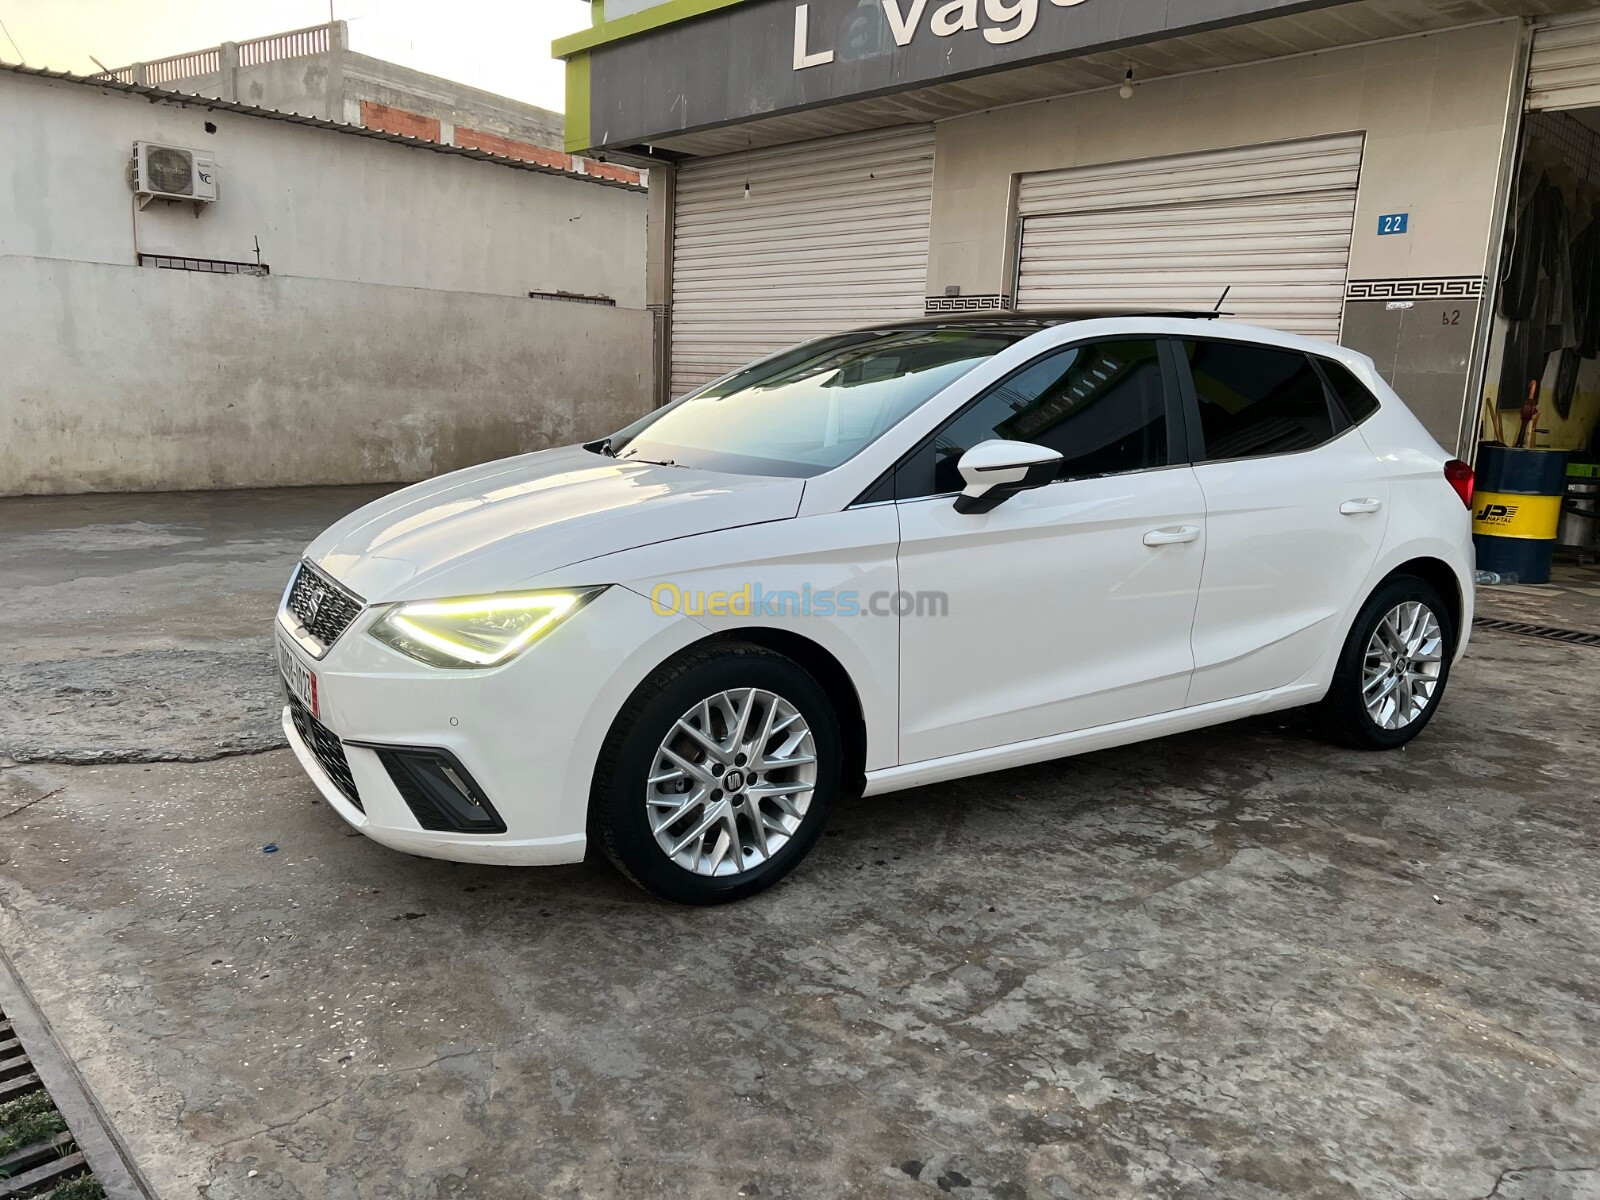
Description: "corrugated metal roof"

(0, 60), (644, 193)
(647, 0), (1589, 158)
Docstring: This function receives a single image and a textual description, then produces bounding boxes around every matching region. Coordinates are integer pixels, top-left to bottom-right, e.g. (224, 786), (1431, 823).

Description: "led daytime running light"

(371, 589), (600, 669)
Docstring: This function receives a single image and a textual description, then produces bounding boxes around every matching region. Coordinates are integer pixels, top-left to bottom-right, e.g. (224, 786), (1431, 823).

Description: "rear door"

(1175, 338), (1390, 706)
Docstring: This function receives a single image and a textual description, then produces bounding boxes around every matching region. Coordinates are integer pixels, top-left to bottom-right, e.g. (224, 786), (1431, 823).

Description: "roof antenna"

(1212, 285), (1232, 313)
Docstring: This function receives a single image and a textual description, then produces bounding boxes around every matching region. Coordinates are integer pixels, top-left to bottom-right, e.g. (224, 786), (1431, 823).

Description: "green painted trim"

(565, 51), (591, 153)
(552, 0), (749, 59)
(593, 0), (605, 19)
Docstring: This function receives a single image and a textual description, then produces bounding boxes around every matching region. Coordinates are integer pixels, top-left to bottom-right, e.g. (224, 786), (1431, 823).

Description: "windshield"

(603, 328), (1030, 478)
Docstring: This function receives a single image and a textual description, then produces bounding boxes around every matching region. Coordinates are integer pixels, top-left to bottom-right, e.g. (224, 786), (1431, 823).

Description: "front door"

(893, 338), (1206, 764)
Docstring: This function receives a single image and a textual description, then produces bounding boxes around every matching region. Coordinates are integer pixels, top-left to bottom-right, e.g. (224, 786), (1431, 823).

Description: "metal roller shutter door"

(670, 125), (935, 397)
(1528, 12), (1600, 112)
(1015, 135), (1365, 341)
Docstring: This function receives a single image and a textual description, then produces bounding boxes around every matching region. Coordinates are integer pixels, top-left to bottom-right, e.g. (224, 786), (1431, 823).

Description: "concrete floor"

(1, 489), (1598, 1200)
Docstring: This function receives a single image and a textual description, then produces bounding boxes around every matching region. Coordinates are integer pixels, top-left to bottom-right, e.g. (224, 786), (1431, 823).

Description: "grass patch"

(46, 1173), (105, 1199)
(0, 1087), (69, 1157)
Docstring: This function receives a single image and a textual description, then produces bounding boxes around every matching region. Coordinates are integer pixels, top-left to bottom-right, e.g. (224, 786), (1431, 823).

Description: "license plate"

(277, 635), (318, 716)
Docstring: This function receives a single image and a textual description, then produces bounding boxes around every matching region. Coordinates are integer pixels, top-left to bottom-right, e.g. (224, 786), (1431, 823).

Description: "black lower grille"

(1474, 616), (1600, 647)
(289, 699), (363, 810)
(371, 747), (506, 834)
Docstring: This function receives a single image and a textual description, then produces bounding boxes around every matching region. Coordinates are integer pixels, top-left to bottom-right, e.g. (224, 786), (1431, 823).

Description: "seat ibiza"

(277, 315), (1475, 903)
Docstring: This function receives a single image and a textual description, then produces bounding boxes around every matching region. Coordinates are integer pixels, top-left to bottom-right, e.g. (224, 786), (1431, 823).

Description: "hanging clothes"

(1497, 173), (1578, 410)
(1554, 346), (1581, 419)
(1572, 203), (1600, 358)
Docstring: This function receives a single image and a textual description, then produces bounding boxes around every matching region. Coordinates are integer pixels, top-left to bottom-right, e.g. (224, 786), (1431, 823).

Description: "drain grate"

(1474, 616), (1600, 646)
(0, 1006), (102, 1198)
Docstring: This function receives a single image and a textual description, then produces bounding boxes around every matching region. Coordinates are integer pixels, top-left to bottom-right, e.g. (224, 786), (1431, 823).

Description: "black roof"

(863, 309), (1225, 332)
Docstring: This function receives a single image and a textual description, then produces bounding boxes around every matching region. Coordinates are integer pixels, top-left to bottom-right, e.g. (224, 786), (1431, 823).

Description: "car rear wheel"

(590, 642), (840, 904)
(1315, 574), (1454, 750)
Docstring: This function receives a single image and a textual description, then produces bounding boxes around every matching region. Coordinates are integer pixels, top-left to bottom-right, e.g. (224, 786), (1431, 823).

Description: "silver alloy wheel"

(1362, 601), (1445, 731)
(646, 687), (818, 877)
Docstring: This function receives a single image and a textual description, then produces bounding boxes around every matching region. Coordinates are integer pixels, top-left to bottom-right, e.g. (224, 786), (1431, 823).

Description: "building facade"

(0, 65), (650, 495)
(557, 0), (1600, 460)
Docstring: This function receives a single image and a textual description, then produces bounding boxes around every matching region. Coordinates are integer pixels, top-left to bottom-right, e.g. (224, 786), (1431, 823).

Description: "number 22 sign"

(1377, 213), (1410, 235)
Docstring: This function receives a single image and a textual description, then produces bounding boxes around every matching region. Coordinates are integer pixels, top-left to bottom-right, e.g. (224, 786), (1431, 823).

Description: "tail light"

(1444, 459), (1474, 509)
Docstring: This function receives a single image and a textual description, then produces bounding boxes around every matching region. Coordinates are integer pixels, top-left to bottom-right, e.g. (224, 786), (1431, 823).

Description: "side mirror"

(953, 440), (1063, 514)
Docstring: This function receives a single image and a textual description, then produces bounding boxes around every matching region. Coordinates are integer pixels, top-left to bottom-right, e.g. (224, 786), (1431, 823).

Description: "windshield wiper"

(619, 448), (677, 468)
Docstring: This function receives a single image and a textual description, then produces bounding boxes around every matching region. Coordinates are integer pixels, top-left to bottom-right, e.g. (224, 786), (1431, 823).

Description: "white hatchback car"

(278, 315), (1475, 903)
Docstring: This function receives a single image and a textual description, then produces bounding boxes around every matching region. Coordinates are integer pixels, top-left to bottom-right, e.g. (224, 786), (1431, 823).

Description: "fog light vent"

(369, 747), (507, 834)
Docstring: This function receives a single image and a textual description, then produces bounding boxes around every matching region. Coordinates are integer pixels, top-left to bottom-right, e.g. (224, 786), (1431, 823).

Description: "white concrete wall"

(0, 259), (650, 493)
(0, 71), (651, 495)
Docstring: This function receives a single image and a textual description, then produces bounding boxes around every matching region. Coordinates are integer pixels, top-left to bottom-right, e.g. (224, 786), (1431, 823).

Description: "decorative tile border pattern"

(924, 294), (1009, 314)
(1346, 276), (1485, 301)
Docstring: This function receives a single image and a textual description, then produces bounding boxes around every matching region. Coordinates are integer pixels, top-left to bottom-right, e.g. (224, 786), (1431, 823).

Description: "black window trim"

(847, 334), (1196, 506)
(1167, 336), (1358, 468)
(1308, 353), (1381, 429)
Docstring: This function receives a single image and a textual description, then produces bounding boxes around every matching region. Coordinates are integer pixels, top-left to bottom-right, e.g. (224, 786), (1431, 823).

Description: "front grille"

(285, 561), (364, 651)
(288, 698), (363, 811)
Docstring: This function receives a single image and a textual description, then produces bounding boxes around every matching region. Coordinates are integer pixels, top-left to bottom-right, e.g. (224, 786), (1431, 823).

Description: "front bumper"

(282, 705), (584, 864)
(278, 583), (706, 866)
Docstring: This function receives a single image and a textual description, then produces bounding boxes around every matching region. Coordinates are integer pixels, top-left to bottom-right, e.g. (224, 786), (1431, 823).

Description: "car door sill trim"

(863, 681), (1324, 797)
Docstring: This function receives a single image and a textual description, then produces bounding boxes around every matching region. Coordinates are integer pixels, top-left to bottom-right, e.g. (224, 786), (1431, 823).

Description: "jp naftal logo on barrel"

(793, 0), (1090, 69)
(1474, 501), (1520, 527)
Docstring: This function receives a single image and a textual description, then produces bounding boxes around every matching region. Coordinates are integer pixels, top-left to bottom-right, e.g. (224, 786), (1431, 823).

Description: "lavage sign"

(793, 0), (1089, 68)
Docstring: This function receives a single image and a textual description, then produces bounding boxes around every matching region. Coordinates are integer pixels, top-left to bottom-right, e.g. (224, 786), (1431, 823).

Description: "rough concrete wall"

(148, 41), (562, 150)
(1, 72), (646, 307)
(0, 258), (652, 496)
(339, 52), (563, 151)
(227, 57), (336, 119)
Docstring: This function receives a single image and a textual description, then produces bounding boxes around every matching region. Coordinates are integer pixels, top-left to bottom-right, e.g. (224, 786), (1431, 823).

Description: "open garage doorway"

(1474, 10), (1600, 577)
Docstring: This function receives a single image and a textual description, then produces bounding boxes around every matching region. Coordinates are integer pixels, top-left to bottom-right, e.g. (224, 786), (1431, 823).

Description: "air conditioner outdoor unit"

(130, 142), (218, 211)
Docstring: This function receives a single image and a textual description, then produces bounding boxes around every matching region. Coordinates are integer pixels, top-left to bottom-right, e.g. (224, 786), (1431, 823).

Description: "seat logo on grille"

(304, 585), (326, 626)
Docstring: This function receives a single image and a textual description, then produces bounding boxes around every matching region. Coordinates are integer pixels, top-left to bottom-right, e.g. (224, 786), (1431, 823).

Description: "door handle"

(1339, 498), (1383, 515)
(1143, 525), (1200, 546)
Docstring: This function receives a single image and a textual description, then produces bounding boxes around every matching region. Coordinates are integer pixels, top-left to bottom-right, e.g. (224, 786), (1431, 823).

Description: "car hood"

(305, 445), (805, 602)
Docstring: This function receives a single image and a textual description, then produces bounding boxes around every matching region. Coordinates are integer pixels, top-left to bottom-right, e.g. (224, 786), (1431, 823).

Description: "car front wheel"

(1315, 574), (1454, 749)
(590, 642), (840, 904)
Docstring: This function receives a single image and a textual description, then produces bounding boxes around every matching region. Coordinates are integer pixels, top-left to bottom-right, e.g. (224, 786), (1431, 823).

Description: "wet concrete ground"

(1, 489), (1598, 1199)
(0, 488), (386, 762)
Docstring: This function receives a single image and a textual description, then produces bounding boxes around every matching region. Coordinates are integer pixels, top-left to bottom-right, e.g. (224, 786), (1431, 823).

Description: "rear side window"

(894, 339), (1169, 498)
(1178, 340), (1337, 461)
(1317, 358), (1382, 424)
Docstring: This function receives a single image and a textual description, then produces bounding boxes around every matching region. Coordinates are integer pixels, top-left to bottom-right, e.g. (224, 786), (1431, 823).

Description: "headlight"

(369, 587), (605, 669)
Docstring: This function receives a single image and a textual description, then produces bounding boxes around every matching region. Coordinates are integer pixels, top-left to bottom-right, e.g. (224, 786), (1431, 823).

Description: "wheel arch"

(686, 627), (869, 796)
(1383, 555), (1464, 643)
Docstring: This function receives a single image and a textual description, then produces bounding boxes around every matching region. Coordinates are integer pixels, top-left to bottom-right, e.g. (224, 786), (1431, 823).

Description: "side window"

(895, 339), (1170, 499)
(1179, 340), (1338, 461)
(1317, 358), (1382, 424)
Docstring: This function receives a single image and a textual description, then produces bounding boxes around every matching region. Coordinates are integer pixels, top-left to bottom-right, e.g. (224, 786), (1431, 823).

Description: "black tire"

(1314, 574), (1455, 750)
(590, 641), (840, 904)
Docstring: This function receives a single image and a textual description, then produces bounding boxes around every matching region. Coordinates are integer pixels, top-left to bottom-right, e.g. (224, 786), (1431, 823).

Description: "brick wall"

(455, 126), (573, 171)
(354, 100), (643, 187)
(581, 160), (642, 184)
(358, 100), (441, 142)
